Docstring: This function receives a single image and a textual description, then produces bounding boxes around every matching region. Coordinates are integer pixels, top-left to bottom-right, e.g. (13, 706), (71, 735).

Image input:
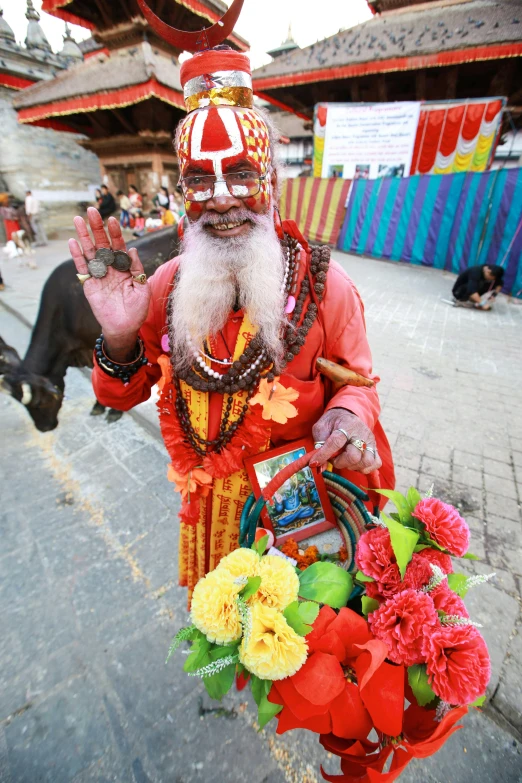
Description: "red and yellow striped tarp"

(279, 177), (352, 245)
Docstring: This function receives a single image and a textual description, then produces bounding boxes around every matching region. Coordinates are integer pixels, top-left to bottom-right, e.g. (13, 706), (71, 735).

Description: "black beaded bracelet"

(94, 335), (148, 384)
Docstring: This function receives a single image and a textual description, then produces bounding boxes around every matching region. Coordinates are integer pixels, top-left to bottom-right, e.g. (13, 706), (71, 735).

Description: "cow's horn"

(21, 382), (32, 406)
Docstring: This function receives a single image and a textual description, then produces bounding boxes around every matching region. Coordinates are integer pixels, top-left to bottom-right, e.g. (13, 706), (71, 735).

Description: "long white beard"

(169, 209), (286, 370)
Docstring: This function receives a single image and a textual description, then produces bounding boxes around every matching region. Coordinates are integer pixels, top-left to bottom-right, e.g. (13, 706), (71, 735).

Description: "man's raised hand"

(70, 207), (151, 358)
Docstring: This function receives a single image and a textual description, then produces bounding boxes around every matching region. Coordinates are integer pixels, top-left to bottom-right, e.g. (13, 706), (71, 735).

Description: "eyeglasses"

(180, 171), (267, 202)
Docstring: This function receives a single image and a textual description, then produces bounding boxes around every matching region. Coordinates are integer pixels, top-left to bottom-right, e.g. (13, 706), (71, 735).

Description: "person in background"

(94, 188), (102, 208)
(117, 190), (132, 228)
(98, 185), (117, 220)
(25, 190), (47, 247)
(129, 184), (145, 232)
(0, 267), (4, 291)
(153, 186), (170, 209)
(159, 205), (177, 227)
(452, 264), (504, 310)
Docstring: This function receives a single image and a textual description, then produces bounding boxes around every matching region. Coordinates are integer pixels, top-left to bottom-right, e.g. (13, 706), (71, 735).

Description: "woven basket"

(239, 449), (379, 575)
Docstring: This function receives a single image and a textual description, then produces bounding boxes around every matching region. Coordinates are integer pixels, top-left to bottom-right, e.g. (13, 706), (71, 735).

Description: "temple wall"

(0, 86), (101, 235)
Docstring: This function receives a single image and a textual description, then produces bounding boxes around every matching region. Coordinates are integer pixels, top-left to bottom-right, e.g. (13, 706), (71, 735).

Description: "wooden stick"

(316, 357), (375, 389)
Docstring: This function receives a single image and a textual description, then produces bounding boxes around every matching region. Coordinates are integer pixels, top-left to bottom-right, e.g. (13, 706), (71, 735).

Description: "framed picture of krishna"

(244, 438), (336, 545)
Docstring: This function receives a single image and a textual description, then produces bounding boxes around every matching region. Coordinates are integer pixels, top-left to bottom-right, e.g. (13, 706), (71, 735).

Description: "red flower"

(422, 625), (490, 705)
(416, 547), (453, 574)
(431, 583), (469, 618)
(268, 606), (405, 741)
(355, 528), (395, 583)
(413, 498), (470, 557)
(365, 554), (433, 602)
(320, 704), (468, 782)
(368, 590), (438, 666)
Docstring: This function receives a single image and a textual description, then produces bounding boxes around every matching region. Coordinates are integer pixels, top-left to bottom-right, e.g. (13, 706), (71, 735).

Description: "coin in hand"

(112, 250), (132, 272)
(95, 247), (114, 265)
(87, 259), (108, 279)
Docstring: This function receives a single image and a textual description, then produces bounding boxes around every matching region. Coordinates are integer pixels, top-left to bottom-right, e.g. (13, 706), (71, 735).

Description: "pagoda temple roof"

(14, 41), (184, 124)
(41, 0), (248, 52)
(253, 0), (522, 91)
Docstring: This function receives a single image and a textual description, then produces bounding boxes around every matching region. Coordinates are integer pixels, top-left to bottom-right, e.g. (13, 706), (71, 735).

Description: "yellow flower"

(239, 603), (308, 681)
(253, 554), (300, 611)
(216, 548), (260, 580)
(190, 568), (242, 644)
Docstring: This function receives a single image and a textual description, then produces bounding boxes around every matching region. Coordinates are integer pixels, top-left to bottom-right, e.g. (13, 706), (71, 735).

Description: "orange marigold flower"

(339, 545), (348, 563)
(167, 465), (213, 501)
(249, 378), (299, 424)
(281, 539), (300, 560)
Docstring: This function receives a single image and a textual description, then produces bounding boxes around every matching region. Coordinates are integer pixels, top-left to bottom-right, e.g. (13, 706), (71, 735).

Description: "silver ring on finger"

(314, 441), (325, 449)
(365, 446), (376, 457)
(350, 438), (368, 453)
(333, 428), (350, 443)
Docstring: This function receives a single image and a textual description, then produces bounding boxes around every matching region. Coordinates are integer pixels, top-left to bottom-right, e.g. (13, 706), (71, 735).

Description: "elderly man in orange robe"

(69, 5), (394, 599)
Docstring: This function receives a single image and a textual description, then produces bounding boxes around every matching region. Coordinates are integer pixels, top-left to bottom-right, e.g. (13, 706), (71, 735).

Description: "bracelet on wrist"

(94, 334), (147, 384)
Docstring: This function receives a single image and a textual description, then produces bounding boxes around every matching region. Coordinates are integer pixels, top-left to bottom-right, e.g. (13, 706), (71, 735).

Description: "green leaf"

(283, 601), (313, 636)
(382, 513), (419, 579)
(165, 624), (198, 663)
(251, 535), (269, 556)
(202, 646), (238, 700)
(414, 544), (431, 552)
(250, 675), (281, 729)
(250, 674), (270, 706)
(376, 489), (412, 524)
(361, 596), (380, 617)
(355, 570), (375, 583)
(183, 633), (212, 673)
(408, 664), (436, 707)
(298, 601), (320, 625)
(298, 562), (353, 609)
(406, 486), (422, 513)
(470, 694), (486, 708)
(240, 575), (261, 601)
(447, 572), (469, 597)
(462, 552), (480, 560)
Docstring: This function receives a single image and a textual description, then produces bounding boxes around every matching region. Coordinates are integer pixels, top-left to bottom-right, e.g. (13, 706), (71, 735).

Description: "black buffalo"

(1, 227), (177, 432)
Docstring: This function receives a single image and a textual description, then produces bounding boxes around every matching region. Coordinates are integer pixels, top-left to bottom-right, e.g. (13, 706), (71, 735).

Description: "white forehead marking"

(190, 109), (245, 177)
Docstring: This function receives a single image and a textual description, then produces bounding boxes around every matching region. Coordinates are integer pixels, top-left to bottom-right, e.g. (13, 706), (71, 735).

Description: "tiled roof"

(253, 0), (522, 83)
(13, 42), (180, 108)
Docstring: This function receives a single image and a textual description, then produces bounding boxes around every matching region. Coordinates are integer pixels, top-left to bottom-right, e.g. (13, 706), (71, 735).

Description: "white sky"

(2, 0), (371, 68)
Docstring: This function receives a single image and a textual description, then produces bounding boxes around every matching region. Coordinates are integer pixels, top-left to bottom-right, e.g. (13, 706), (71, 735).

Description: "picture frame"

(244, 437), (336, 545)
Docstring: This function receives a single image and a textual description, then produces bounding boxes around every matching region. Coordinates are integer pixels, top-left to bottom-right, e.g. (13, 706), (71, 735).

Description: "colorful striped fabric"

(337, 168), (522, 298)
(279, 177), (352, 246)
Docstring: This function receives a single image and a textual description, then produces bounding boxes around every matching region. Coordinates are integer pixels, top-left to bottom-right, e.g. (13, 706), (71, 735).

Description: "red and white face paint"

(178, 106), (272, 218)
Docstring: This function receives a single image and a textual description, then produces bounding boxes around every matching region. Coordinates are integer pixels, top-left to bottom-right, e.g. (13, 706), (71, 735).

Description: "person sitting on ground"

(117, 190), (132, 228)
(98, 185), (117, 220)
(159, 205), (177, 227)
(152, 186), (170, 209)
(452, 264), (504, 310)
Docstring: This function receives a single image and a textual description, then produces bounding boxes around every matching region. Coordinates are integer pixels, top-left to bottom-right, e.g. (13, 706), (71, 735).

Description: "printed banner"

(316, 102), (421, 180)
(279, 177), (352, 246)
(337, 167), (522, 298)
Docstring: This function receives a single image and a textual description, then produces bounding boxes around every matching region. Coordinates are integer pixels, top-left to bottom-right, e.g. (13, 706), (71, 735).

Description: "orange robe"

(92, 221), (395, 589)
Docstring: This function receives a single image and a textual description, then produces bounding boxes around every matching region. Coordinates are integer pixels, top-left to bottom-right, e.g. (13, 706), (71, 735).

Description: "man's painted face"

(177, 106), (272, 222)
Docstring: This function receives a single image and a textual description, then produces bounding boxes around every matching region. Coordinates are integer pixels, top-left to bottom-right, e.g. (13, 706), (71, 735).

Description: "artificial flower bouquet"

(167, 486), (493, 782)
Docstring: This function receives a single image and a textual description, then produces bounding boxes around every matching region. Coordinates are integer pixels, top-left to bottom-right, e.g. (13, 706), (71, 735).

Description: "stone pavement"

(0, 241), (521, 782)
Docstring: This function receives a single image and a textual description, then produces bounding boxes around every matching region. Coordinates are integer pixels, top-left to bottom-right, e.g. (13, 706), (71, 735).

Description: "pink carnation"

(365, 553), (432, 602)
(413, 498), (470, 557)
(422, 625), (490, 705)
(417, 547), (453, 574)
(355, 527), (395, 582)
(431, 584), (469, 619)
(369, 589), (439, 666)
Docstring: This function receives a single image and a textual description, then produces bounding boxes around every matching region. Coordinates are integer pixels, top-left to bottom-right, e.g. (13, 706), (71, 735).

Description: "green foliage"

(462, 552), (480, 560)
(406, 486), (422, 512)
(183, 631), (212, 673)
(376, 489), (412, 524)
(408, 664), (436, 707)
(283, 600), (320, 636)
(361, 596), (380, 617)
(382, 513), (419, 579)
(251, 675), (283, 729)
(447, 572), (469, 597)
(252, 535), (269, 556)
(240, 576), (261, 601)
(202, 646), (238, 700)
(298, 562), (353, 609)
(165, 624), (198, 663)
(355, 570), (375, 583)
(470, 694), (486, 708)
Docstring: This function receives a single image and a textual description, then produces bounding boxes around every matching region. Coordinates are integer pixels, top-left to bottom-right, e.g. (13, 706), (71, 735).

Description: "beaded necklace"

(171, 236), (331, 457)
